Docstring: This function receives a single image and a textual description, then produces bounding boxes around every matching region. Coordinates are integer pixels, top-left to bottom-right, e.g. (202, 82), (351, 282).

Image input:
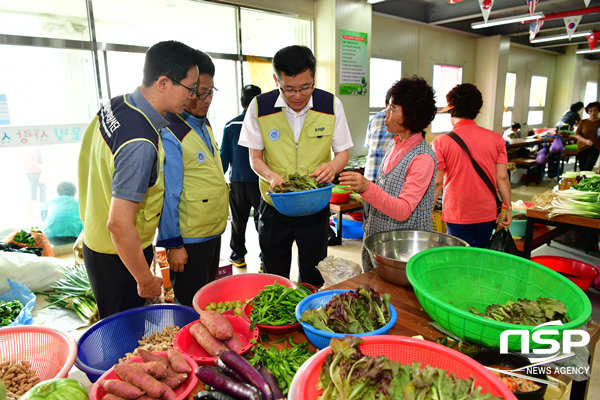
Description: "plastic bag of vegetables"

(0, 279), (35, 327)
(19, 378), (88, 400)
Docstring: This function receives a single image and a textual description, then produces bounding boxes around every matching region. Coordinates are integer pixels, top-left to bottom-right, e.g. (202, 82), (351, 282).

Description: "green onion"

(540, 190), (600, 219)
(40, 265), (97, 323)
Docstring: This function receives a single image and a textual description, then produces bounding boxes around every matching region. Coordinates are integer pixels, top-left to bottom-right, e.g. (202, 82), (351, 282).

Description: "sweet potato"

(137, 349), (170, 369)
(114, 363), (165, 399)
(161, 382), (177, 400)
(135, 396), (159, 400)
(160, 376), (182, 390)
(135, 361), (167, 379)
(190, 322), (228, 357)
(100, 379), (145, 399)
(102, 394), (129, 400)
(167, 348), (192, 373)
(223, 333), (243, 352)
(200, 310), (234, 340)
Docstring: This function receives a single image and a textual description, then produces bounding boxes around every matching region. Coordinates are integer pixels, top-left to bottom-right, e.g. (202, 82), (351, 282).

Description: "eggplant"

(195, 366), (263, 400)
(219, 350), (274, 400)
(214, 358), (245, 382)
(194, 390), (238, 400)
(257, 366), (285, 400)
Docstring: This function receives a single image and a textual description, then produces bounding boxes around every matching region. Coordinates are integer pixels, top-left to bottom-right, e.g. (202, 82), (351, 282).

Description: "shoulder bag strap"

(447, 132), (502, 209)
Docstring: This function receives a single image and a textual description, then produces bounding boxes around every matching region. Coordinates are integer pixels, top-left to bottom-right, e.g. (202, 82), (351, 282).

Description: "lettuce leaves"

(469, 296), (571, 326)
(300, 283), (392, 334)
(317, 336), (502, 400)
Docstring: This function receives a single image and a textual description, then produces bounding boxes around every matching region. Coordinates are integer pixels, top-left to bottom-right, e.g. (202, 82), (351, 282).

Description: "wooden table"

(188, 269), (600, 398)
(329, 199), (364, 245)
(523, 207), (600, 258)
(506, 136), (576, 150)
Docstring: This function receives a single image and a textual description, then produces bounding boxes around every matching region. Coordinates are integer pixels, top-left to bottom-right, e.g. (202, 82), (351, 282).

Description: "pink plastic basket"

(294, 335), (517, 400)
(0, 326), (78, 380)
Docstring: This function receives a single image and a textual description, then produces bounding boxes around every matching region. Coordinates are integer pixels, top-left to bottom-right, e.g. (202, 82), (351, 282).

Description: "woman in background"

(339, 76), (437, 271)
(40, 181), (83, 243)
(575, 101), (600, 171)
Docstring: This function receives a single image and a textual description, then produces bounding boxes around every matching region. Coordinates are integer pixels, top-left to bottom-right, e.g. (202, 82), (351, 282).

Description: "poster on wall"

(339, 29), (368, 95)
(0, 123), (89, 148)
(0, 94), (10, 125)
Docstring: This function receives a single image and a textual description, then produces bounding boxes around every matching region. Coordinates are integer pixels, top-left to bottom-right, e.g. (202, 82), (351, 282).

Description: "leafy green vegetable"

(300, 283), (392, 334)
(572, 176), (600, 192)
(435, 336), (482, 357)
(317, 336), (501, 400)
(248, 283), (308, 330)
(245, 336), (313, 396)
(271, 172), (327, 193)
(469, 297), (570, 326)
(0, 299), (24, 326)
(540, 190), (600, 218)
(12, 229), (36, 246)
(332, 185), (352, 194)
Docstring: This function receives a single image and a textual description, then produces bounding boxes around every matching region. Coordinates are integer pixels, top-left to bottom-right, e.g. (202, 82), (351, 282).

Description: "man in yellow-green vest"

(156, 51), (229, 307)
(78, 41), (200, 319)
(239, 45), (353, 285)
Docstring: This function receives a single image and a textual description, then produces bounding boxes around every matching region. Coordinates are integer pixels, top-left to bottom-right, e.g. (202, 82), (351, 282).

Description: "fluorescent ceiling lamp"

(576, 48), (600, 54)
(531, 31), (592, 43)
(472, 12), (543, 29)
(367, 0), (386, 3)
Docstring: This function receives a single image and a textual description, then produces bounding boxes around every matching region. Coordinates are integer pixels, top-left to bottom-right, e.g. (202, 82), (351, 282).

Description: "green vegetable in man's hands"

(271, 172), (327, 193)
(469, 296), (570, 326)
(0, 299), (25, 326)
(12, 229), (35, 246)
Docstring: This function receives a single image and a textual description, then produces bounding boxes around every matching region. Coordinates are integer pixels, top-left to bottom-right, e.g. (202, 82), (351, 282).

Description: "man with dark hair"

(364, 88), (393, 181)
(556, 102), (584, 131)
(156, 50), (228, 307)
(239, 45), (353, 285)
(220, 84), (262, 268)
(78, 40), (199, 318)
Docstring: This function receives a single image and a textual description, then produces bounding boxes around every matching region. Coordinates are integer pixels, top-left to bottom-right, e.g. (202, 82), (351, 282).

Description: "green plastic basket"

(406, 247), (592, 351)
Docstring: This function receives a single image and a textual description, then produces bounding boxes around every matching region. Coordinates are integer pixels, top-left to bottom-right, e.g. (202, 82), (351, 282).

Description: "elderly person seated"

(339, 76), (437, 271)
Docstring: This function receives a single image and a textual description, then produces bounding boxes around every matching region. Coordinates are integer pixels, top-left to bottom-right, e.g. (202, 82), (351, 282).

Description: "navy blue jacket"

(220, 110), (259, 183)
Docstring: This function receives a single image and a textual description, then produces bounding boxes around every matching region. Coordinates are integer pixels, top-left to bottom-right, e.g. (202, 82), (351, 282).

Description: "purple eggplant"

(219, 350), (274, 400)
(214, 358), (245, 382)
(194, 391), (238, 400)
(195, 366), (263, 400)
(257, 365), (285, 400)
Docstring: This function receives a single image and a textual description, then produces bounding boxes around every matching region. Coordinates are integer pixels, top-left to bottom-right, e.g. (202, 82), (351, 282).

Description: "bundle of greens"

(539, 190), (600, 219)
(469, 297), (570, 326)
(271, 172), (327, 193)
(572, 176), (600, 192)
(43, 265), (97, 323)
(246, 335), (313, 397)
(249, 283), (308, 329)
(12, 229), (38, 246)
(300, 283), (391, 334)
(317, 336), (501, 400)
(0, 299), (24, 326)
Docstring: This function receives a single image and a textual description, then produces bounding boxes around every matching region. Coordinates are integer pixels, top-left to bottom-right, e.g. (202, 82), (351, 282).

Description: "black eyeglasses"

(171, 78), (198, 99)
(196, 87), (218, 100)
(278, 81), (315, 96)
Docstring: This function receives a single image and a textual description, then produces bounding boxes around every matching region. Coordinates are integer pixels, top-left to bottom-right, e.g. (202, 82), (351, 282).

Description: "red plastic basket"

(531, 256), (599, 292)
(90, 351), (198, 400)
(294, 336), (517, 400)
(241, 302), (301, 334)
(172, 316), (258, 364)
(192, 273), (296, 314)
(0, 326), (78, 380)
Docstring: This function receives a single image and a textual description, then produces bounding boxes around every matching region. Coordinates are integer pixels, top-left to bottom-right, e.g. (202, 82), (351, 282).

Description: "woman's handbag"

(447, 132), (502, 214)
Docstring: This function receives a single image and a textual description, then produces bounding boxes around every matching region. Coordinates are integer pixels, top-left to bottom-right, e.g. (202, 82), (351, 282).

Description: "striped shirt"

(364, 109), (394, 181)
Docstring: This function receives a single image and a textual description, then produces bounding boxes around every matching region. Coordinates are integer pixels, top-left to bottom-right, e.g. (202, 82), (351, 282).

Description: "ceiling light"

(471, 12), (543, 29)
(367, 0), (386, 4)
(531, 31), (592, 43)
(576, 48), (600, 54)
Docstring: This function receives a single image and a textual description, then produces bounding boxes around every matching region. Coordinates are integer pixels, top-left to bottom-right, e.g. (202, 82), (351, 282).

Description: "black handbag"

(447, 132), (502, 214)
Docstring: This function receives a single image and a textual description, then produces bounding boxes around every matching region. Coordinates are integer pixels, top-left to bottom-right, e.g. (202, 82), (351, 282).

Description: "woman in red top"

(431, 83), (511, 248)
(339, 76), (437, 270)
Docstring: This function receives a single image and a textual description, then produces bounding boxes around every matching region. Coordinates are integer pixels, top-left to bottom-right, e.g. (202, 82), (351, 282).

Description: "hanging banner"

(585, 0), (591, 7)
(564, 16), (583, 39)
(527, 0), (538, 16)
(529, 20), (544, 42)
(339, 29), (368, 95)
(0, 123), (88, 148)
(588, 31), (600, 51)
(478, 0), (495, 24)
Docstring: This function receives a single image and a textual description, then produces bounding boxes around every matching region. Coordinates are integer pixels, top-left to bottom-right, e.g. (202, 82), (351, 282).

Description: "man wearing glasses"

(239, 45), (353, 285)
(79, 40), (199, 319)
(156, 51), (229, 307)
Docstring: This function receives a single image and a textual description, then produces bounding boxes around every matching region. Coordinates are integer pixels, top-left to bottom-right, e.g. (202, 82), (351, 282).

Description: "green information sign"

(339, 29), (368, 95)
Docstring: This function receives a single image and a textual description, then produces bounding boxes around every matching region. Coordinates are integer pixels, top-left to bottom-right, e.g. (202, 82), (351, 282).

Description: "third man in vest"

(239, 45), (353, 285)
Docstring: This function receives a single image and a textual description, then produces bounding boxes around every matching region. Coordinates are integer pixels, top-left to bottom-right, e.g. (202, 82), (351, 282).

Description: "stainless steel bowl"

(364, 230), (469, 287)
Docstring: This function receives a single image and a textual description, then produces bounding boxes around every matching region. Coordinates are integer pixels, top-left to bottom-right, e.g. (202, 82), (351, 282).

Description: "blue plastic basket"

(295, 290), (397, 349)
(75, 304), (199, 382)
(332, 217), (364, 239)
(267, 183), (334, 217)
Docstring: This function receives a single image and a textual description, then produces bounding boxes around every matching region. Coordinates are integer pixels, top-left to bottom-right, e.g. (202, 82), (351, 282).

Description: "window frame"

(368, 56), (402, 115)
(502, 72), (517, 128)
(431, 63), (463, 134)
(527, 75), (548, 127)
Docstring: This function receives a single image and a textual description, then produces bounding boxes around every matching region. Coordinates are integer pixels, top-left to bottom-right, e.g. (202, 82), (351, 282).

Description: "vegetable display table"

(188, 269), (600, 399)
(328, 199), (363, 245)
(523, 207), (600, 258)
